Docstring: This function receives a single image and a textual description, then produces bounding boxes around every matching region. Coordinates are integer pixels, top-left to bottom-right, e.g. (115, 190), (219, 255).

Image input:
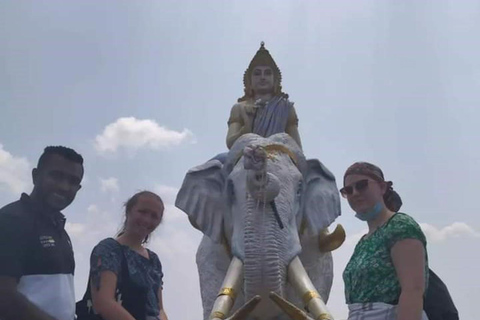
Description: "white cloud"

(154, 184), (185, 223)
(65, 222), (86, 237)
(87, 204), (99, 213)
(94, 117), (195, 154)
(420, 222), (480, 243)
(100, 177), (120, 193)
(154, 184), (179, 205)
(0, 144), (31, 194)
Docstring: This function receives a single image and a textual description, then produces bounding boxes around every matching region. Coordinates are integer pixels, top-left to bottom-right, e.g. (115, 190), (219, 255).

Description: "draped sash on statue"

(252, 96), (292, 138)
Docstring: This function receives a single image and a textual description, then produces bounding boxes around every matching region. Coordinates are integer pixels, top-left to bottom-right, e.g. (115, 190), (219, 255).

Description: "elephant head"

(175, 133), (342, 319)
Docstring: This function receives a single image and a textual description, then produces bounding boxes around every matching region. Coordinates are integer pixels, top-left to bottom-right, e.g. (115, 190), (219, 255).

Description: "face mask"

(355, 202), (383, 222)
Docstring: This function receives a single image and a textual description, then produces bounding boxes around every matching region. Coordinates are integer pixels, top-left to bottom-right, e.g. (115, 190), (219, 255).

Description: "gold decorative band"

(210, 311), (226, 319)
(217, 287), (236, 300)
(303, 290), (320, 305)
(232, 144), (299, 168)
(264, 144), (298, 166)
(316, 313), (333, 320)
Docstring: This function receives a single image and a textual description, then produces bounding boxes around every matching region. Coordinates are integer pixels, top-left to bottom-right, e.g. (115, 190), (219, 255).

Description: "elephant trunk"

(243, 196), (286, 302)
(245, 170), (280, 203)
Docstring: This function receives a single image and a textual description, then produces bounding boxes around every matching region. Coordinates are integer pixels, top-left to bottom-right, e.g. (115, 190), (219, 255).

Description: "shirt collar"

(20, 193), (66, 228)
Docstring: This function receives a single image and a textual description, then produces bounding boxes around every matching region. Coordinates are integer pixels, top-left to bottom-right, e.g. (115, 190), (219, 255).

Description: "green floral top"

(343, 213), (428, 304)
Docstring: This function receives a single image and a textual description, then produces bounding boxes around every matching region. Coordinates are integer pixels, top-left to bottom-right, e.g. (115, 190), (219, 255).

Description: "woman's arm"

(391, 238), (426, 320)
(157, 288), (168, 320)
(90, 270), (136, 320)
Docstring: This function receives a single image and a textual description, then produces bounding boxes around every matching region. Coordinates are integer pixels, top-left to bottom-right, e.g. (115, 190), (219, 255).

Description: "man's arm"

(0, 276), (57, 320)
(286, 124), (302, 149)
(286, 105), (302, 149)
(226, 104), (248, 149)
(0, 211), (57, 320)
(227, 123), (248, 149)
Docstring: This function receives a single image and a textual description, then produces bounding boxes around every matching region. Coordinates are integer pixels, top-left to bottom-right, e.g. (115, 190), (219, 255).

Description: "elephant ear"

(301, 159), (341, 236)
(175, 159), (227, 243)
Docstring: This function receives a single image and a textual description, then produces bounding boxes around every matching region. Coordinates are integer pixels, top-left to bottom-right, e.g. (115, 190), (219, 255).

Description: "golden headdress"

(238, 42), (288, 102)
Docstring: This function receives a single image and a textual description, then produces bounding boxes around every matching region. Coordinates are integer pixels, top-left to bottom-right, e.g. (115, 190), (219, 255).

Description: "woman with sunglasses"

(341, 162), (429, 320)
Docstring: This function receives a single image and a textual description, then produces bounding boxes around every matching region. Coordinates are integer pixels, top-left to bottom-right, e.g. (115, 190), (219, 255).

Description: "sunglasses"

(340, 179), (370, 198)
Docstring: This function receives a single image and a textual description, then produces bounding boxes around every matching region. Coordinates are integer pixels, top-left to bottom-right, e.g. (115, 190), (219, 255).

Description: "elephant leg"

(287, 257), (334, 320)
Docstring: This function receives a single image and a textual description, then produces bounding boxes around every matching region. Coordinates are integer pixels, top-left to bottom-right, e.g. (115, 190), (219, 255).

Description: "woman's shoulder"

(92, 238), (122, 256)
(389, 212), (422, 228)
(384, 212), (426, 246)
(146, 249), (161, 264)
(146, 249), (164, 277)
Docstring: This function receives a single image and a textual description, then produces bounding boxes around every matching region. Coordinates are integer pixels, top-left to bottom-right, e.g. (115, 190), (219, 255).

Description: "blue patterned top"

(90, 238), (164, 317)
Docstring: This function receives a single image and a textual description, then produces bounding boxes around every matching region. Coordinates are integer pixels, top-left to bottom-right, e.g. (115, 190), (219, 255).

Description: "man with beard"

(0, 146), (84, 320)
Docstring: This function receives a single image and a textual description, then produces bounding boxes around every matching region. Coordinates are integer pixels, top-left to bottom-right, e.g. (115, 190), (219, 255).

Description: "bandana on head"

(343, 162), (403, 212)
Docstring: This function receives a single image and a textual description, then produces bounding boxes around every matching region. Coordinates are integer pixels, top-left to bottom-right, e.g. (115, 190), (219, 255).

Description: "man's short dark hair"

(37, 146), (84, 169)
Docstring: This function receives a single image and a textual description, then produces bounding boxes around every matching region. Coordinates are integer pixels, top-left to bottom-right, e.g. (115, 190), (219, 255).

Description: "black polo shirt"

(0, 193), (75, 320)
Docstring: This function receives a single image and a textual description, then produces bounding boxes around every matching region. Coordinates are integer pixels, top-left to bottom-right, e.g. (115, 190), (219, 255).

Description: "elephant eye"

(296, 181), (303, 198)
(227, 179), (235, 204)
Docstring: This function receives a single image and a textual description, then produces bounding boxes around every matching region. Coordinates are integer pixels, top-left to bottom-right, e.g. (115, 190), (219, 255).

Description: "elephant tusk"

(269, 292), (314, 320)
(225, 295), (262, 320)
(287, 257), (335, 320)
(318, 224), (346, 253)
(209, 257), (244, 320)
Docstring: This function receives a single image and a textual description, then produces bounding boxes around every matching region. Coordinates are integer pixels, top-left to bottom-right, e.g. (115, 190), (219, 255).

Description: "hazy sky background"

(1, 1), (479, 319)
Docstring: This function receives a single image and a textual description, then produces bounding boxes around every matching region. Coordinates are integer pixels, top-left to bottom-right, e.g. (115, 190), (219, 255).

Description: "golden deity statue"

(226, 42), (302, 150)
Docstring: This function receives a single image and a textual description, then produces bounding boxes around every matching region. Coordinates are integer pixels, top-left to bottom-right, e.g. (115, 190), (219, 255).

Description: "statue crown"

(238, 42), (287, 102)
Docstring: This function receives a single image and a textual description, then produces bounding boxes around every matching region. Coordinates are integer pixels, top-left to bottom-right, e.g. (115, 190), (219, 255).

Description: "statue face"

(251, 66), (274, 95)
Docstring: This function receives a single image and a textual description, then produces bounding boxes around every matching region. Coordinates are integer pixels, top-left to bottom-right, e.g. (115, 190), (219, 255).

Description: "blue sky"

(1, 1), (479, 319)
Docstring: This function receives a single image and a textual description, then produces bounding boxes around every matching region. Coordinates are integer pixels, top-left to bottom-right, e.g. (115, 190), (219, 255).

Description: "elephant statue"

(175, 133), (344, 320)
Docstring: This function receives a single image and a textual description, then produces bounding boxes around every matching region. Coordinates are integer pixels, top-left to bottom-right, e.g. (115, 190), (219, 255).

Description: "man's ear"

(32, 168), (38, 186)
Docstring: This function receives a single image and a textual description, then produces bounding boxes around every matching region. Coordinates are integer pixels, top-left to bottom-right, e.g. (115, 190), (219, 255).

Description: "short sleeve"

(90, 238), (123, 290)
(227, 104), (243, 125)
(287, 104), (299, 126)
(0, 214), (29, 279)
(148, 250), (164, 290)
(385, 213), (427, 250)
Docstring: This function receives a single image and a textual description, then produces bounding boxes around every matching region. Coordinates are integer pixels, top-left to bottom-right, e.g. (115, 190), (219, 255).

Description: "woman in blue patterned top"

(341, 162), (429, 320)
(89, 191), (168, 320)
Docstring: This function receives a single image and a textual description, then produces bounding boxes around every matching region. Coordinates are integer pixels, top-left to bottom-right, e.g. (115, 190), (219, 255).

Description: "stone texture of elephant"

(175, 133), (341, 320)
